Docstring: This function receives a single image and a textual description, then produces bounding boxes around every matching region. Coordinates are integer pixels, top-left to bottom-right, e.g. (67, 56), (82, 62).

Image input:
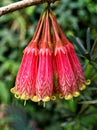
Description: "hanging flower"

(31, 12), (53, 102)
(50, 16), (78, 99)
(10, 7), (90, 104)
(66, 43), (86, 90)
(10, 14), (44, 101)
(51, 9), (90, 98)
(10, 43), (38, 100)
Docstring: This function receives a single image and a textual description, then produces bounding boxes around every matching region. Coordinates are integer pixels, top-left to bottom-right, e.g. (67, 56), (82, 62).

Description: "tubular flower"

(11, 43), (38, 100)
(34, 47), (53, 102)
(66, 43), (86, 90)
(49, 9), (90, 91)
(51, 17), (77, 99)
(55, 46), (77, 99)
(32, 12), (53, 102)
(10, 13), (44, 101)
(50, 9), (90, 98)
(10, 7), (90, 104)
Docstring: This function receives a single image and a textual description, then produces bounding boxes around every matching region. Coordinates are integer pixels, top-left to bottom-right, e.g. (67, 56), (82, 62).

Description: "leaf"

(69, 36), (86, 55)
(75, 37), (86, 54)
(78, 100), (97, 104)
(90, 61), (97, 69)
(24, 6), (36, 15)
(0, 81), (10, 103)
(90, 38), (97, 56)
(86, 27), (91, 52)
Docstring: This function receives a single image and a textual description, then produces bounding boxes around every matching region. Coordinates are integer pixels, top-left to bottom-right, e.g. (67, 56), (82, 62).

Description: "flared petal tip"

(73, 91), (80, 97)
(79, 84), (86, 91)
(31, 96), (40, 102)
(59, 92), (80, 100)
(31, 96), (51, 102)
(79, 79), (91, 91)
(10, 87), (29, 100)
(10, 87), (20, 97)
(20, 94), (28, 100)
(10, 87), (16, 94)
(59, 94), (64, 99)
(51, 96), (56, 100)
(85, 79), (91, 85)
(65, 94), (73, 100)
(31, 95), (56, 103)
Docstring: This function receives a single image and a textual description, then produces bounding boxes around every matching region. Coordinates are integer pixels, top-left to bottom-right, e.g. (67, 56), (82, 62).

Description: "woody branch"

(0, 0), (58, 17)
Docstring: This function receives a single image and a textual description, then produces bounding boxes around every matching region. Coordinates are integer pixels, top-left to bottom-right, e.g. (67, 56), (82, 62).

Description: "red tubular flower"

(66, 43), (86, 90)
(50, 10), (89, 90)
(31, 12), (53, 102)
(51, 16), (78, 100)
(10, 7), (90, 104)
(34, 48), (53, 102)
(10, 15), (44, 100)
(10, 44), (38, 100)
(50, 10), (90, 97)
(55, 46), (78, 99)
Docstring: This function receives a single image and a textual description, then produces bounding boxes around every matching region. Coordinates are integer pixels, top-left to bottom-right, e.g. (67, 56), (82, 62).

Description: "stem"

(47, 10), (51, 43)
(40, 12), (46, 42)
(32, 16), (42, 41)
(50, 9), (69, 44)
(50, 14), (60, 42)
(33, 13), (45, 42)
(0, 0), (58, 17)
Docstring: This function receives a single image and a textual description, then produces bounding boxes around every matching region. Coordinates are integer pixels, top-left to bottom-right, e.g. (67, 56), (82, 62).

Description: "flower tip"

(10, 87), (19, 95)
(10, 88), (15, 93)
(20, 94), (27, 100)
(73, 91), (80, 97)
(65, 94), (73, 100)
(31, 96), (40, 102)
(51, 96), (56, 101)
(31, 96), (51, 102)
(85, 79), (91, 85)
(14, 94), (20, 99)
(59, 94), (64, 99)
(42, 96), (50, 102)
(79, 84), (86, 91)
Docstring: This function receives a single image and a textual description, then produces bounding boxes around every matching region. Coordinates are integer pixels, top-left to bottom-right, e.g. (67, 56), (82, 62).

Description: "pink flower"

(33, 47), (53, 102)
(10, 12), (44, 100)
(55, 43), (77, 99)
(31, 12), (53, 102)
(51, 12), (80, 99)
(11, 43), (38, 100)
(51, 11), (86, 90)
(66, 43), (86, 90)
(10, 8), (90, 104)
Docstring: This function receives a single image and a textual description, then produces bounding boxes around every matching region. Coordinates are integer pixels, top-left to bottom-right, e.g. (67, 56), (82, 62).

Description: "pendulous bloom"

(11, 42), (38, 100)
(50, 9), (90, 99)
(32, 12), (53, 102)
(51, 16), (77, 99)
(10, 13), (44, 101)
(34, 46), (53, 102)
(66, 43), (86, 90)
(10, 7), (90, 104)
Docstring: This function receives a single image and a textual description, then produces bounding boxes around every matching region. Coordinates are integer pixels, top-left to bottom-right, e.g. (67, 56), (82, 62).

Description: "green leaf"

(75, 37), (86, 54)
(0, 81), (10, 103)
(90, 39), (97, 56)
(86, 27), (91, 52)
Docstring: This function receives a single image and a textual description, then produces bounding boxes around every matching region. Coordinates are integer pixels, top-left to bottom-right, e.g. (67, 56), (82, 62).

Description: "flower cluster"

(11, 8), (90, 103)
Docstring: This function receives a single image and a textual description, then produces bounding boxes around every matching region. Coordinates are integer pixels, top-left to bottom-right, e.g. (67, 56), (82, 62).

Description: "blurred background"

(0, 0), (97, 130)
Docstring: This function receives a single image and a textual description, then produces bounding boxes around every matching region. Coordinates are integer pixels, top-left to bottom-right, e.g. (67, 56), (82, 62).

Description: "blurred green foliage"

(0, 0), (97, 130)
